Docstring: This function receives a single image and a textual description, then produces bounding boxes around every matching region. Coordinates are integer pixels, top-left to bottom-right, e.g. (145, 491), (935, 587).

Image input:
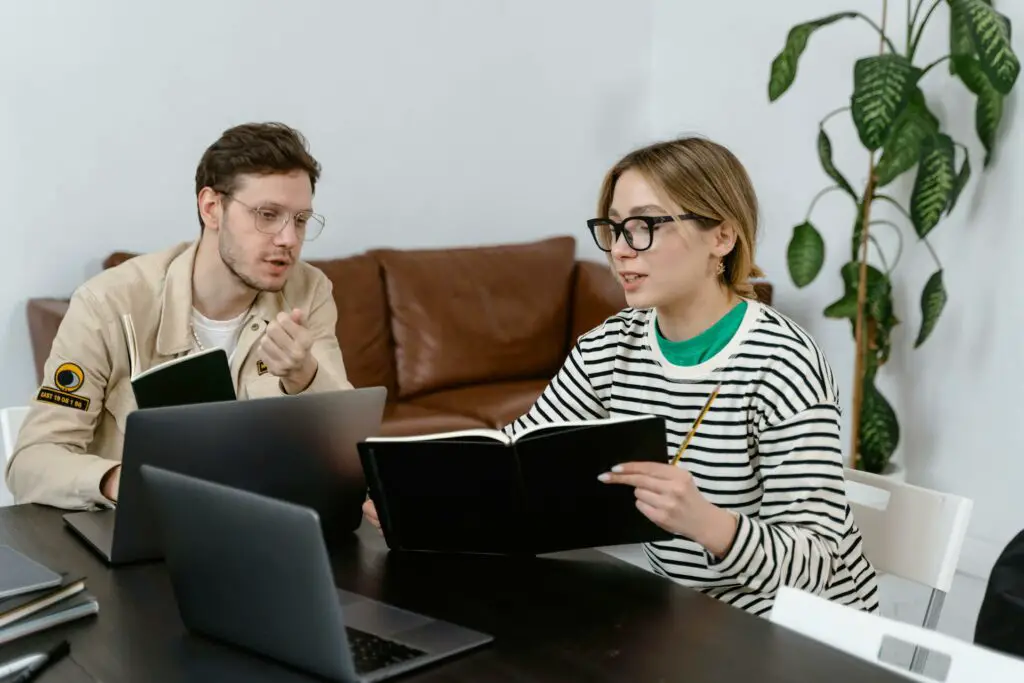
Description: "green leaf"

(955, 56), (1005, 165)
(851, 54), (922, 151)
(816, 128), (856, 198)
(952, 0), (1019, 94)
(826, 260), (898, 366)
(858, 376), (899, 474)
(914, 269), (947, 348)
(824, 261), (887, 321)
(950, 1), (977, 75)
(769, 12), (859, 101)
(975, 86), (1004, 167)
(874, 88), (939, 186)
(787, 222), (826, 288)
(947, 148), (972, 214)
(910, 133), (956, 238)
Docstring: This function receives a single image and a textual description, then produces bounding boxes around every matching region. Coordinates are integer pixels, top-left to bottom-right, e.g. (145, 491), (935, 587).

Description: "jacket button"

(251, 323), (259, 331)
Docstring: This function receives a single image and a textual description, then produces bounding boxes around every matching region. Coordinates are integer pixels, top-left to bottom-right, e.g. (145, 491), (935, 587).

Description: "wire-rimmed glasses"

(225, 194), (325, 242)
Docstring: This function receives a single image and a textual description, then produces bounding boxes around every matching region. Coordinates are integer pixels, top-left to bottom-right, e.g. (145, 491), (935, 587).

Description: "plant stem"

(906, 0), (915, 53)
(868, 234), (891, 272)
(820, 106), (851, 128)
(909, 0), (927, 42)
(875, 193), (913, 222)
(804, 185), (845, 221)
(851, 0), (889, 471)
(922, 236), (942, 269)
(869, 219), (905, 271)
(854, 12), (898, 54)
(910, 0), (942, 59)
(920, 54), (951, 78)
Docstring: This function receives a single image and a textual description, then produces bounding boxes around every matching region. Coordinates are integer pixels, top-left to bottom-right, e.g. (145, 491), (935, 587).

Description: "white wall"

(0, 0), (654, 409)
(650, 0), (1022, 578)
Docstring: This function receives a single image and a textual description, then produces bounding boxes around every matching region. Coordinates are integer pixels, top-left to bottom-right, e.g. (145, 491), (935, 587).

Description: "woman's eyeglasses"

(586, 214), (718, 252)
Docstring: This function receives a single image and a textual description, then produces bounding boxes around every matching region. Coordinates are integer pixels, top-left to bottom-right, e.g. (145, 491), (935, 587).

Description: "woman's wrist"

(698, 504), (739, 558)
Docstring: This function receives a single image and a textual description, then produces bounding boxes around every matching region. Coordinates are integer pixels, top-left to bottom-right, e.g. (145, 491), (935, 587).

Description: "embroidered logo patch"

(36, 361), (90, 411)
(256, 359), (269, 376)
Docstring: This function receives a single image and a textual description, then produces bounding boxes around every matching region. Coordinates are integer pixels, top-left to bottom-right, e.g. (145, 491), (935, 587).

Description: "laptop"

(63, 386), (386, 566)
(139, 464), (493, 682)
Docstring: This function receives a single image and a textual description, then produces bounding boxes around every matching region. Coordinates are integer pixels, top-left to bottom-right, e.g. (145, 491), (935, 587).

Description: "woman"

(365, 136), (879, 617)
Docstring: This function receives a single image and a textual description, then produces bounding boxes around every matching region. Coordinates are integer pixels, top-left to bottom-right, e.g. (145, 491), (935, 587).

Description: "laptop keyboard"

(346, 625), (426, 673)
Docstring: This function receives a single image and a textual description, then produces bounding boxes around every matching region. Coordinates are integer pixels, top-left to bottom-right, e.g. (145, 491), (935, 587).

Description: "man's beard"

(218, 219), (286, 293)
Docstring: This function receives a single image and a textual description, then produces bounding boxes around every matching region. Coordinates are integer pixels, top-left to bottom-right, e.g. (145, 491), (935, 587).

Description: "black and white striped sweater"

(502, 300), (880, 616)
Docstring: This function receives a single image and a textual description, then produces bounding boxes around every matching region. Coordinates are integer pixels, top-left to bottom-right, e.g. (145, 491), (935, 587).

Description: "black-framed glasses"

(223, 194), (326, 242)
(586, 214), (718, 252)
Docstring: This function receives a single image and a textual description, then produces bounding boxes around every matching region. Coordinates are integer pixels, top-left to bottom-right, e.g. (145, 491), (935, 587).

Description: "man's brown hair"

(194, 122), (321, 230)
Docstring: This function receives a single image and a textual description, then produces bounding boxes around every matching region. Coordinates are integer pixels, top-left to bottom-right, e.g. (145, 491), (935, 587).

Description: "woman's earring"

(716, 259), (725, 276)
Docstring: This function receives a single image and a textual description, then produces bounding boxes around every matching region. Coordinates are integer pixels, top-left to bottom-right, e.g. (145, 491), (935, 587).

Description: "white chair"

(0, 406), (29, 506)
(844, 467), (974, 672)
(771, 585), (1024, 681)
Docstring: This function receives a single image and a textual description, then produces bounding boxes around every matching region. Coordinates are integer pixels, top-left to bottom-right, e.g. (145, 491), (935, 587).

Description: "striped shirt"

(502, 299), (880, 616)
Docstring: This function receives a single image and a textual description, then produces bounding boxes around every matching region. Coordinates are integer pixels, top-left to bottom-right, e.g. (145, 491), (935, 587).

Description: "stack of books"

(0, 548), (98, 646)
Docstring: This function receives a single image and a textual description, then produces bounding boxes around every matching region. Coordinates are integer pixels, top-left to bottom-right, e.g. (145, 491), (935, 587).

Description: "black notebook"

(357, 414), (674, 555)
(121, 314), (236, 410)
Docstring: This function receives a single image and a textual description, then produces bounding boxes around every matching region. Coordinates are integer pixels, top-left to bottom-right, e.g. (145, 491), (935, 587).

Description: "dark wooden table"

(0, 503), (906, 683)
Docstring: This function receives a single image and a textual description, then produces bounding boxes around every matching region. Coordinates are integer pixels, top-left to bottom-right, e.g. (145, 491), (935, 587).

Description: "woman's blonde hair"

(596, 136), (765, 299)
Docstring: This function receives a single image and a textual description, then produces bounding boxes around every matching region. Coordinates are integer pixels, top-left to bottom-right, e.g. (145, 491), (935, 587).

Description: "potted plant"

(767, 0), (1018, 476)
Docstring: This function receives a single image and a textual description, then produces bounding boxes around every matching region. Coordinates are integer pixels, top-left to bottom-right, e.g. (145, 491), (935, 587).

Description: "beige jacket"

(6, 240), (353, 509)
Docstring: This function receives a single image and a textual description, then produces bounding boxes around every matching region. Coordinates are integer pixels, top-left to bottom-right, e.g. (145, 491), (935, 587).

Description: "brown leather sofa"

(26, 235), (772, 437)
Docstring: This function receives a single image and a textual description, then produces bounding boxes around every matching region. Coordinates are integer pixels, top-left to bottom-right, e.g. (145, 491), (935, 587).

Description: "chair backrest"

(1, 406), (29, 464)
(844, 468), (972, 593)
(771, 586), (1024, 682)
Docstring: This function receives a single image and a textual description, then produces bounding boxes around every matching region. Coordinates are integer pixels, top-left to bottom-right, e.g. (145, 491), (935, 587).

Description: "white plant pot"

(877, 461), (906, 482)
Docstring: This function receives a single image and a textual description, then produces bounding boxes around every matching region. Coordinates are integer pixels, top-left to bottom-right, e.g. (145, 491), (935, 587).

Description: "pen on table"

(0, 653), (45, 678)
(670, 383), (720, 466)
(9, 639), (69, 682)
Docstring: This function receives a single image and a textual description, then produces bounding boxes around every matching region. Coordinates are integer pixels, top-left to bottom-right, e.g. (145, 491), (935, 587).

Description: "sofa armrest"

(752, 281), (773, 306)
(570, 260), (626, 341)
(27, 298), (70, 385)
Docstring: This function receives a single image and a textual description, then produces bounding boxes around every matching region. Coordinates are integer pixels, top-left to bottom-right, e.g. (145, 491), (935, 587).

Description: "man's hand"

(362, 498), (381, 532)
(261, 308), (318, 394)
(599, 461), (738, 557)
(101, 465), (121, 503)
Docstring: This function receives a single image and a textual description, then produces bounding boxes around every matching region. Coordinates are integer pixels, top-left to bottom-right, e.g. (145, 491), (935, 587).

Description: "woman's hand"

(599, 461), (738, 558)
(362, 498), (381, 532)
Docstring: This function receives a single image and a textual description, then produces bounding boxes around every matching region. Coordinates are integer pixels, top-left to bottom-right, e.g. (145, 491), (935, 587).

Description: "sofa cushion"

(410, 379), (547, 429)
(570, 260), (626, 341)
(380, 403), (489, 437)
(375, 236), (577, 399)
(308, 254), (396, 396)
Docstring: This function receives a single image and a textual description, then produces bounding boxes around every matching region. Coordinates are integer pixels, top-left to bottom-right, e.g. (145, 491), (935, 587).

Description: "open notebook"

(363, 414), (654, 444)
(122, 313), (236, 410)
(358, 414), (674, 555)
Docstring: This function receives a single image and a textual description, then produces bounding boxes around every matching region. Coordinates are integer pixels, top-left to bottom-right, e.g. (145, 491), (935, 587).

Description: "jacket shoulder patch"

(36, 362), (90, 411)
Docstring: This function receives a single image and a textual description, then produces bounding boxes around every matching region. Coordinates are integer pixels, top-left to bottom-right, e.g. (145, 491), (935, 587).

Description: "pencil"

(670, 383), (721, 466)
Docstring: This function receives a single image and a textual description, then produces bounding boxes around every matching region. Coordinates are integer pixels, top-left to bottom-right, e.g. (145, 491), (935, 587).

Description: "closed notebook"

(122, 313), (236, 410)
(358, 414), (674, 555)
(0, 591), (98, 646)
(0, 575), (86, 630)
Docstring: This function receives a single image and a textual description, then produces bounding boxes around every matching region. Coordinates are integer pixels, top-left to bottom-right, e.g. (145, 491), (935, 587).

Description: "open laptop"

(139, 464), (493, 682)
(63, 386), (386, 566)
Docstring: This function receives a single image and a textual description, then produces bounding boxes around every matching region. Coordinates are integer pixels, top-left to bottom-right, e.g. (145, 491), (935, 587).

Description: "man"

(6, 122), (353, 509)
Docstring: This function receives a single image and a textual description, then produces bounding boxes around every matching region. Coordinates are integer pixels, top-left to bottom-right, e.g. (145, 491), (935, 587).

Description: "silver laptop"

(63, 386), (386, 565)
(139, 464), (493, 682)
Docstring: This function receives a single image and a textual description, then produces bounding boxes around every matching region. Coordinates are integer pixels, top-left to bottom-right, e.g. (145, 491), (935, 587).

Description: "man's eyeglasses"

(586, 214), (718, 252)
(224, 194), (325, 242)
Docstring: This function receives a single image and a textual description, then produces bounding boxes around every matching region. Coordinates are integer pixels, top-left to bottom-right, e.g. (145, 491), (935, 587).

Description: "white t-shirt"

(190, 307), (247, 363)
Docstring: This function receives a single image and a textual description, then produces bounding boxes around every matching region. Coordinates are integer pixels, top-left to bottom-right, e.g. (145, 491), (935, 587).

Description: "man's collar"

(155, 240), (292, 356)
